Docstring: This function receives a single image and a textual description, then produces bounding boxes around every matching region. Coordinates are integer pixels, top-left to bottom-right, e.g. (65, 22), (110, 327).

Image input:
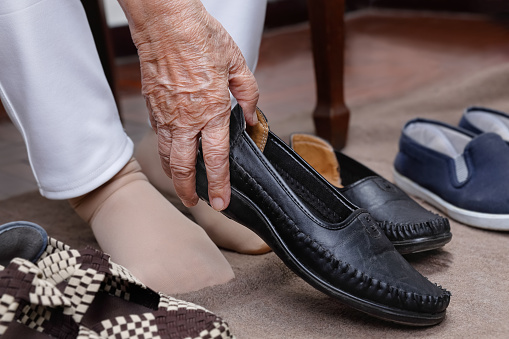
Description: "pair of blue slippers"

(394, 106), (509, 231)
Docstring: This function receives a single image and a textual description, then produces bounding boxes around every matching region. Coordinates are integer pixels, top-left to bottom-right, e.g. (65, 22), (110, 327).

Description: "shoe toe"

(316, 211), (451, 316)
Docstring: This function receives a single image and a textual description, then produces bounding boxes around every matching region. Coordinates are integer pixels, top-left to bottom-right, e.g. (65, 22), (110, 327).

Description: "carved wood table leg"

(307, 0), (350, 149)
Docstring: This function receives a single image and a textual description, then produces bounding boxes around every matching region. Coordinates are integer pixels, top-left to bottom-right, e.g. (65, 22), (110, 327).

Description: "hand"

(118, 0), (259, 210)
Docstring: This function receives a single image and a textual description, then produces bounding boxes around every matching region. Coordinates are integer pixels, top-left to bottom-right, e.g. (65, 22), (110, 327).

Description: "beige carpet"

(2, 12), (509, 339)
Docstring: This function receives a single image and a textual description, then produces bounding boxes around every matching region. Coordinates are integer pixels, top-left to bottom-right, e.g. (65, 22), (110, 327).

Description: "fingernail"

(211, 197), (225, 211)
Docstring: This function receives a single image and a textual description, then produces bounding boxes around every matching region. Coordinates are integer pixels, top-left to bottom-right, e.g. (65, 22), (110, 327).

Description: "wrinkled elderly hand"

(118, 0), (259, 210)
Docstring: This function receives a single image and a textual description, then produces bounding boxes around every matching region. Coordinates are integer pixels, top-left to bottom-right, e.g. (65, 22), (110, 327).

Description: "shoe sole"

(393, 169), (509, 231)
(392, 232), (452, 255)
(225, 186), (447, 327)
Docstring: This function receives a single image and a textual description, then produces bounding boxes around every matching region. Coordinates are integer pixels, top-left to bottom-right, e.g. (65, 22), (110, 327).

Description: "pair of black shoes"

(196, 105), (451, 326)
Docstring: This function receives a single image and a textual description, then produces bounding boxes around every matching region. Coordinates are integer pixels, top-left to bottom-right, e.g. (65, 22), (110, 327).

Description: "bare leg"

(69, 158), (234, 294)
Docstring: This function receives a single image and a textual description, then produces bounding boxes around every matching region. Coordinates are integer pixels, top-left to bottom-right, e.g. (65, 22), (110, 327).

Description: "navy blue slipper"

(459, 106), (509, 142)
(394, 118), (509, 231)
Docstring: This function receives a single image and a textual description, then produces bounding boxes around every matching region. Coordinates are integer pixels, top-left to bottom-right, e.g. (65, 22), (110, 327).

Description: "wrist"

(117, 0), (206, 44)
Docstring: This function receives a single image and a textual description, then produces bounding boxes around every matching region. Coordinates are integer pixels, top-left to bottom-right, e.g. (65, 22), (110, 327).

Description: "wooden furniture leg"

(81, 0), (122, 119)
(307, 0), (350, 149)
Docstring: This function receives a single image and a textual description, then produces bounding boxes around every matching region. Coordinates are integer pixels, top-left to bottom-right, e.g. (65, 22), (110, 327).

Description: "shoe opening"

(246, 108), (269, 152)
(466, 108), (509, 142)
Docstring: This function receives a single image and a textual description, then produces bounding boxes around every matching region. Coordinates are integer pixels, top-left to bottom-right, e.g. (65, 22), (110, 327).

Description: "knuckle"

(203, 151), (229, 171)
(171, 164), (195, 180)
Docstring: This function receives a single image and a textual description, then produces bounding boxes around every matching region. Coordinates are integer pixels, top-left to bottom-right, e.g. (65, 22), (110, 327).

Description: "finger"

(201, 116), (231, 211)
(145, 97), (159, 133)
(149, 112), (158, 133)
(228, 56), (259, 126)
(156, 127), (173, 180)
(169, 130), (200, 207)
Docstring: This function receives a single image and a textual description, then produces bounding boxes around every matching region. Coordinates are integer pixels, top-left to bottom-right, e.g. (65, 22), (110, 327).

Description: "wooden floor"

(1, 9), (509, 200)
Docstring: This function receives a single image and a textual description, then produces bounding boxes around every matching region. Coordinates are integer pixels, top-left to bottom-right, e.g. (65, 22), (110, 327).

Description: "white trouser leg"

(202, 0), (267, 73)
(202, 0), (267, 106)
(0, 0), (133, 199)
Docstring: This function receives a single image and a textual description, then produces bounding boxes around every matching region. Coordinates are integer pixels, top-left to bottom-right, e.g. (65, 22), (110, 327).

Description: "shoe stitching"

(231, 160), (451, 312)
(379, 217), (450, 241)
(270, 161), (341, 223)
(235, 135), (352, 228)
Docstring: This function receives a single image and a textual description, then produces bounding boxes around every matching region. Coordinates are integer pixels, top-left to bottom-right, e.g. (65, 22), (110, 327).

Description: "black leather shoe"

(290, 133), (452, 254)
(196, 105), (450, 326)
